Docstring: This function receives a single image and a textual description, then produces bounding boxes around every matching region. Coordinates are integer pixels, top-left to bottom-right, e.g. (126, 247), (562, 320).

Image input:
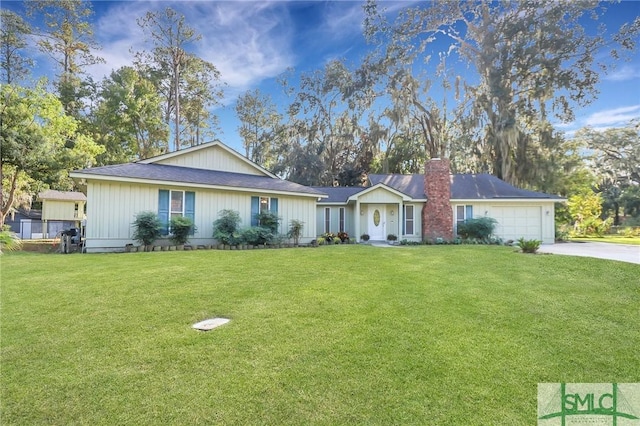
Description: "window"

(251, 196), (279, 227)
(171, 191), (184, 218)
(339, 207), (345, 232)
(404, 205), (414, 235)
(259, 196), (270, 213)
(324, 207), (331, 233)
(159, 190), (195, 235)
(456, 205), (473, 228)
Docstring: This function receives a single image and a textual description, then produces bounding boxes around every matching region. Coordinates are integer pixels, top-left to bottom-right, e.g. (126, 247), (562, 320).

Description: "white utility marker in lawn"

(192, 318), (230, 331)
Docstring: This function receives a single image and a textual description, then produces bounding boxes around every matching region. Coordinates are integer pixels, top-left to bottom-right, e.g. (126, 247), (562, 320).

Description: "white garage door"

(491, 206), (542, 241)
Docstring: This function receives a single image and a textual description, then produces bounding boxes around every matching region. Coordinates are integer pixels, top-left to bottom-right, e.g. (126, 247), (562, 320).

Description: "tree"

(135, 7), (222, 151)
(567, 191), (612, 237)
(576, 121), (640, 225)
(364, 0), (640, 185)
(235, 89), (283, 170)
(181, 56), (223, 147)
(283, 60), (373, 185)
(0, 83), (103, 226)
(27, 0), (104, 117)
(1, 10), (33, 85)
(92, 66), (169, 164)
(578, 122), (640, 185)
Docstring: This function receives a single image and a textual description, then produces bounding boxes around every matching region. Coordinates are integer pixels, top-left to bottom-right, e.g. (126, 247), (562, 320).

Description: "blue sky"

(5, 0), (640, 153)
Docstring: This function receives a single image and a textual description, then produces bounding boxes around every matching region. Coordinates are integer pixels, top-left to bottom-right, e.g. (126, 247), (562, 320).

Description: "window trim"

(259, 196), (270, 213)
(324, 207), (331, 234)
(159, 189), (195, 236)
(404, 205), (415, 235)
(455, 204), (474, 232)
(170, 190), (186, 218)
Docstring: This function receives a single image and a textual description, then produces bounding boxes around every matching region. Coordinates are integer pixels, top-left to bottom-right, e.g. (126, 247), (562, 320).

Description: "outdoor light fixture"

(390, 210), (394, 216)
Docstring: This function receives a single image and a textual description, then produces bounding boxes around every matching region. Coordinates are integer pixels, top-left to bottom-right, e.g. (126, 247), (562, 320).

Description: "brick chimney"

(422, 158), (453, 241)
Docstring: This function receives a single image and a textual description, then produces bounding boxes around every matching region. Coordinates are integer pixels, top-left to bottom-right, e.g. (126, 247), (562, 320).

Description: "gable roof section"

(137, 140), (278, 178)
(451, 174), (563, 200)
(71, 163), (326, 198)
(38, 190), (87, 202)
(368, 174), (426, 199)
(348, 182), (414, 201)
(314, 182), (416, 204)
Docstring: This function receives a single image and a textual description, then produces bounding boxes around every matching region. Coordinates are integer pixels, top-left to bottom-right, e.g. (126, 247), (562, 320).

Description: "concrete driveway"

(538, 242), (640, 264)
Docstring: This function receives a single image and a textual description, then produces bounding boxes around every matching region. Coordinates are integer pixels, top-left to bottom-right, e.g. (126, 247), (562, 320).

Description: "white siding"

(85, 180), (318, 252)
(42, 200), (84, 221)
(452, 201), (556, 244)
(154, 145), (265, 176)
(402, 203), (422, 241)
(315, 205), (355, 237)
(359, 187), (403, 203)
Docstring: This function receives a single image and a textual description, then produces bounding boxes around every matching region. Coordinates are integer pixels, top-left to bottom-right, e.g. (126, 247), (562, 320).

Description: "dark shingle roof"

(368, 174), (426, 199)
(318, 173), (562, 202)
(72, 163), (326, 197)
(451, 174), (562, 199)
(310, 186), (364, 203)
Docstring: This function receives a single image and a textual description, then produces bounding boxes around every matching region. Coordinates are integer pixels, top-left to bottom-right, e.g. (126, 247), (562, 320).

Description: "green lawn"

(1, 246), (638, 425)
(570, 235), (640, 245)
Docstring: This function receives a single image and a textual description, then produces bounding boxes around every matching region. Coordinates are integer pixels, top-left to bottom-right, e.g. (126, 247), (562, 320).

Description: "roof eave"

(450, 197), (566, 203)
(69, 172), (326, 199)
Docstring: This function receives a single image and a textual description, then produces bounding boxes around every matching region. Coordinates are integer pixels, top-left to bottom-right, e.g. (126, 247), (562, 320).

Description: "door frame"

(367, 204), (386, 240)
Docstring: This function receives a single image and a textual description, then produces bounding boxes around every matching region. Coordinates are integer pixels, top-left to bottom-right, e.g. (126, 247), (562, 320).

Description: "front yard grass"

(1, 246), (638, 425)
(569, 235), (640, 245)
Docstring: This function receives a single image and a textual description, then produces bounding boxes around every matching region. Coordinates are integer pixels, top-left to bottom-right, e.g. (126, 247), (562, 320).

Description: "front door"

(368, 204), (386, 240)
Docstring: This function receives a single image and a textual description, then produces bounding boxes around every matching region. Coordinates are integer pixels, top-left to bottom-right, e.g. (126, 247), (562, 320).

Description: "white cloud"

(584, 105), (640, 127)
(86, 1), (295, 92)
(604, 64), (640, 81)
(320, 2), (366, 41)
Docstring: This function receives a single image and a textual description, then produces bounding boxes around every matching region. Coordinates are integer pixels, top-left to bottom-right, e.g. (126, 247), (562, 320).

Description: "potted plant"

(360, 233), (370, 243)
(337, 231), (349, 243)
(387, 234), (398, 243)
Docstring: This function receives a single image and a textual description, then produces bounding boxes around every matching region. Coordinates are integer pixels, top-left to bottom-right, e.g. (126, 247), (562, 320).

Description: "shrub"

(567, 191), (612, 237)
(456, 217), (498, 239)
(360, 233), (370, 242)
(555, 224), (570, 242)
(213, 210), (241, 245)
(0, 226), (22, 254)
(240, 227), (273, 246)
(333, 237), (341, 244)
(132, 211), (162, 248)
(316, 236), (326, 245)
(517, 238), (541, 254)
(287, 220), (304, 246)
(620, 227), (640, 238)
(169, 216), (196, 245)
(256, 211), (280, 233)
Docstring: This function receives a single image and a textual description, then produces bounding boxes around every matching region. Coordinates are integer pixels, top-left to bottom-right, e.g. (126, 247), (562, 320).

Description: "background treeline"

(1, 0), (639, 234)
